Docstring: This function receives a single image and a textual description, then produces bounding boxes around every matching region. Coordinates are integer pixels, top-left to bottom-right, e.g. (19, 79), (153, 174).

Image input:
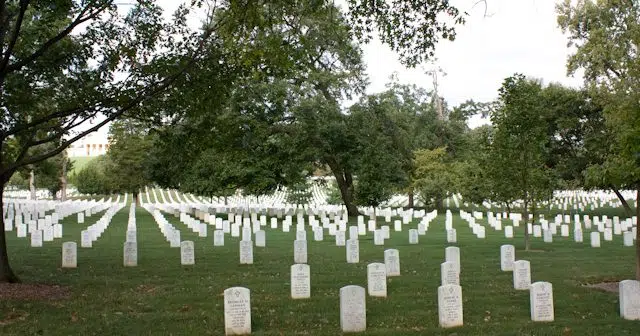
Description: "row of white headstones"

(459, 210), (638, 246)
(3, 198), (123, 247)
(55, 201), (638, 270)
(10, 196), (634, 270)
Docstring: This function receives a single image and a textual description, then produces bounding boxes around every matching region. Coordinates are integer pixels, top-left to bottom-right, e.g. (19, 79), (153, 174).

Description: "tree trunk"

(612, 186), (633, 217)
(435, 196), (444, 212)
(523, 197), (530, 251)
(329, 164), (359, 216)
(29, 169), (36, 200)
(0, 181), (20, 283)
(336, 173), (359, 216)
(407, 190), (414, 209)
(134, 191), (140, 206)
(60, 156), (68, 202)
(635, 186), (640, 281)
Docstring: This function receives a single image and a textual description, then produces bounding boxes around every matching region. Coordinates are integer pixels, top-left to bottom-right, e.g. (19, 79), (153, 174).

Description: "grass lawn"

(2, 207), (640, 335)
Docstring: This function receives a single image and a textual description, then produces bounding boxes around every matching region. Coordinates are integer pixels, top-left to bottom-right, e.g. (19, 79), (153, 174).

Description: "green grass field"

(2, 207), (640, 335)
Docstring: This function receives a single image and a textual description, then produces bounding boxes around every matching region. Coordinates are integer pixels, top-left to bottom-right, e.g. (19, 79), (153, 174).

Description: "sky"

(85, 0), (584, 140)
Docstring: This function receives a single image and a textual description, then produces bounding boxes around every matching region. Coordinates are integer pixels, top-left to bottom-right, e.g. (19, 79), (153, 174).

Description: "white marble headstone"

(123, 241), (137, 267)
(180, 240), (195, 265)
(239, 241), (253, 264)
(30, 230), (43, 247)
(590, 231), (601, 247)
(62, 242), (77, 268)
(446, 229), (457, 243)
(81, 230), (92, 248)
(367, 263), (387, 297)
(214, 230), (225, 246)
(624, 231), (634, 247)
(620, 280), (640, 320)
(294, 240), (307, 264)
(126, 230), (137, 243)
(500, 245), (515, 272)
(441, 261), (460, 286)
(290, 264), (311, 299)
(373, 230), (384, 245)
(384, 249), (400, 277)
(408, 229), (418, 244)
(224, 287), (251, 335)
(530, 281), (554, 322)
(340, 285), (366, 333)
(346, 239), (359, 263)
(335, 231), (346, 246)
(513, 260), (531, 290)
(438, 284), (463, 328)
(505, 226), (514, 238)
(255, 230), (266, 247)
(574, 229), (583, 243)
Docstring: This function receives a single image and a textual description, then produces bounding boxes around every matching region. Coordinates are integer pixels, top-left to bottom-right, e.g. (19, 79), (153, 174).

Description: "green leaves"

(73, 156), (111, 195)
(558, 0), (640, 190)
(346, 0), (465, 67)
(412, 147), (455, 208)
(488, 74), (554, 206)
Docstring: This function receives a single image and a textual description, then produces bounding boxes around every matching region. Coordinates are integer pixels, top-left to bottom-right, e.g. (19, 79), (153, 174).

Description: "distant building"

(67, 131), (110, 157)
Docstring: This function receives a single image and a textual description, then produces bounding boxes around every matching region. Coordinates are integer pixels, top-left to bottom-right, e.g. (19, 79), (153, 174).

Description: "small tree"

(489, 74), (554, 251)
(413, 147), (457, 210)
(103, 120), (152, 204)
(72, 156), (111, 196)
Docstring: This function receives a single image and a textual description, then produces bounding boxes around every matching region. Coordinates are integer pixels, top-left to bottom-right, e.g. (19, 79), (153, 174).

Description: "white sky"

(85, 0), (583, 139)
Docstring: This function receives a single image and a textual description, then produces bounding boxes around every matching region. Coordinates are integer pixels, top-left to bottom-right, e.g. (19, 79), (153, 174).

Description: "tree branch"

(4, 29), (214, 175)
(6, 103), (101, 137)
(0, 0), (29, 76)
(3, 1), (109, 75)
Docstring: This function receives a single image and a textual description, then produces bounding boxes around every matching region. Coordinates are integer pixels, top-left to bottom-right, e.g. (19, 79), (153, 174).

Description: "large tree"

(0, 0), (218, 283)
(558, 0), (640, 279)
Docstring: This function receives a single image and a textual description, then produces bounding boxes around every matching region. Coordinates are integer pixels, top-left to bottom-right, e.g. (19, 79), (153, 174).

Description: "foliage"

(103, 120), (153, 198)
(286, 180), (313, 205)
(489, 74), (555, 249)
(346, 0), (465, 67)
(325, 181), (343, 205)
(6, 171), (27, 190)
(12, 143), (72, 198)
(455, 125), (494, 207)
(72, 156), (111, 195)
(557, 0), (640, 192)
(412, 147), (457, 209)
(539, 84), (607, 189)
(348, 93), (413, 207)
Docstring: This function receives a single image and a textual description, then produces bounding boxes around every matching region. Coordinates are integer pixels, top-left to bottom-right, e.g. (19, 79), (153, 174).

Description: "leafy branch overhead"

(346, 0), (466, 67)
